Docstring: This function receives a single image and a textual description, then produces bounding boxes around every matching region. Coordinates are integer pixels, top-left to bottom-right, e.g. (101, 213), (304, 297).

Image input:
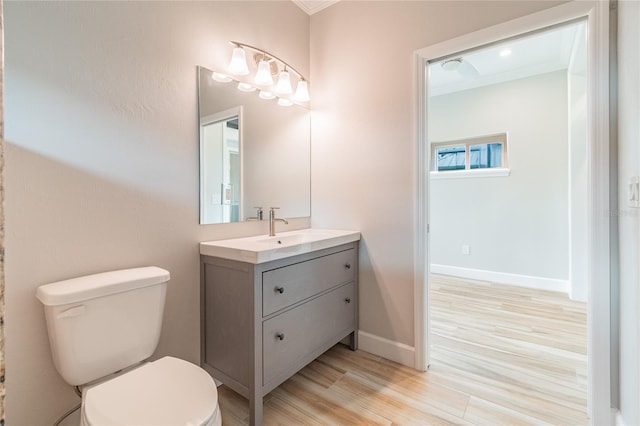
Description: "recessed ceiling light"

(500, 48), (512, 57)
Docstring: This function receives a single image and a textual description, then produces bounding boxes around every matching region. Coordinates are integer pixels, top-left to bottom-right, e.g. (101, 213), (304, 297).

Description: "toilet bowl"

(36, 267), (221, 426)
(81, 357), (221, 426)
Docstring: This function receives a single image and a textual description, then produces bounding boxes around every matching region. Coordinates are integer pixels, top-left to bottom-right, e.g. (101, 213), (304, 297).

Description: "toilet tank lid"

(36, 266), (170, 306)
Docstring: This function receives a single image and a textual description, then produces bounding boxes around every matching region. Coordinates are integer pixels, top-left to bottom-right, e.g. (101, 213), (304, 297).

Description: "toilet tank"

(36, 266), (170, 386)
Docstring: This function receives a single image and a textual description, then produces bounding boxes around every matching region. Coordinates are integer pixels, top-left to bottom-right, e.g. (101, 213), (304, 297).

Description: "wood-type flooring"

(219, 274), (588, 425)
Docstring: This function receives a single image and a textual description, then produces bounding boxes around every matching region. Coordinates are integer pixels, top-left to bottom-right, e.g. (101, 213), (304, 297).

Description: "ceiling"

(289, 4), (585, 95)
(429, 21), (586, 97)
(292, 0), (339, 15)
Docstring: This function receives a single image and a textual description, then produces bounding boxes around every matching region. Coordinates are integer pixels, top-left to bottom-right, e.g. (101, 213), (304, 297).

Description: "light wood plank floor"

(219, 274), (588, 425)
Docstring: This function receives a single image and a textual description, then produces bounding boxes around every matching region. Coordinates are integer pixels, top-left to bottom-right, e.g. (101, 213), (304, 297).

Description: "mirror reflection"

(200, 109), (241, 223)
(197, 66), (311, 225)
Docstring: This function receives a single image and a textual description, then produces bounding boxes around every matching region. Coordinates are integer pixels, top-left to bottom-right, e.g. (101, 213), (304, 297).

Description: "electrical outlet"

(462, 245), (470, 255)
(629, 176), (640, 208)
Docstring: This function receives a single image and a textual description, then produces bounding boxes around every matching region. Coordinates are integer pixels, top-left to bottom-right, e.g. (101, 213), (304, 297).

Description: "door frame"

(413, 1), (612, 424)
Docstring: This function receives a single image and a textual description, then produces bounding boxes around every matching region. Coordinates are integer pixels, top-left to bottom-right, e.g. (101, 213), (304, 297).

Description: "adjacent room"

(428, 21), (589, 424)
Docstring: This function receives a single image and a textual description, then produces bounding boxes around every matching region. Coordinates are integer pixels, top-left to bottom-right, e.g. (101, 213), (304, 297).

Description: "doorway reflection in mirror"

(200, 109), (241, 224)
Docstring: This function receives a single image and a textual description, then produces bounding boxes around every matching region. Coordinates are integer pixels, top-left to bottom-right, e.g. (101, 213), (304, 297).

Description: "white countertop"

(200, 228), (361, 264)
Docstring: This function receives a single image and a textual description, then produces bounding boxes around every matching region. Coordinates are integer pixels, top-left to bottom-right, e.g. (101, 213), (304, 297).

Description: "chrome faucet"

(268, 207), (288, 236)
(247, 207), (263, 221)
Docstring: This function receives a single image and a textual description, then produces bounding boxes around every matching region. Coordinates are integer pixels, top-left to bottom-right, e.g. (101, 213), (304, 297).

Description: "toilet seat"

(82, 357), (220, 426)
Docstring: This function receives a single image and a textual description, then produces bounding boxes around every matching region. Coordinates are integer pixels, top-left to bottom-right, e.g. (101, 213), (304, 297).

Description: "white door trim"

(413, 2), (612, 424)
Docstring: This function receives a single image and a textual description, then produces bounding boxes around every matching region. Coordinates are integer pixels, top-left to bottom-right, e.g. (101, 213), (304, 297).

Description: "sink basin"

(255, 232), (332, 246)
(200, 228), (360, 264)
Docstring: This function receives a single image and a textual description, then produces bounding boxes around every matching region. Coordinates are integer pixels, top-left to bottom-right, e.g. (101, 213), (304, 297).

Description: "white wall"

(429, 71), (569, 289)
(616, 1), (640, 425)
(309, 0), (568, 355)
(4, 2), (309, 424)
(567, 24), (588, 302)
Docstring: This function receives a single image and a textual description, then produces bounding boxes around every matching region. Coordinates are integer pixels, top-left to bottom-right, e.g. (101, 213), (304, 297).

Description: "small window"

(432, 133), (508, 173)
(435, 145), (466, 171)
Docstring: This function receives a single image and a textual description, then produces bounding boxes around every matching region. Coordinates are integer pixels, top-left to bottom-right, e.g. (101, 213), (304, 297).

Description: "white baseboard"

(357, 330), (415, 368)
(430, 264), (570, 294)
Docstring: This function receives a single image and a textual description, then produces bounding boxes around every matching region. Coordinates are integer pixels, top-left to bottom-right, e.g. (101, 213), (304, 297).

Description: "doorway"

(427, 20), (588, 423)
(414, 2), (612, 425)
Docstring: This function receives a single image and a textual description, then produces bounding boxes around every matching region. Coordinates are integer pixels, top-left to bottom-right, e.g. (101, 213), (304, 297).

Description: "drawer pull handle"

(275, 286), (285, 294)
(275, 332), (285, 341)
(345, 263), (351, 270)
(344, 297), (351, 304)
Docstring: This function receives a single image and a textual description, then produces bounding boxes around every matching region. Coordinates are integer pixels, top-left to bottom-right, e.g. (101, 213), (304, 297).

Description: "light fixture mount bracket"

(253, 53), (279, 75)
(229, 40), (308, 82)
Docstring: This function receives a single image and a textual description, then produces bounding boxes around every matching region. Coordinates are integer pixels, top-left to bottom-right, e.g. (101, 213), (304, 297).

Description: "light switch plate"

(628, 176), (640, 208)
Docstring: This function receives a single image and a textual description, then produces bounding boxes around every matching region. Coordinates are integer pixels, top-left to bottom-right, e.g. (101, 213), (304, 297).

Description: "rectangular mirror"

(197, 65), (311, 224)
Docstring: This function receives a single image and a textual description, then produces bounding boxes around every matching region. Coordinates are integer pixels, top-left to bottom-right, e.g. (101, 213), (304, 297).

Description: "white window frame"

(430, 133), (510, 179)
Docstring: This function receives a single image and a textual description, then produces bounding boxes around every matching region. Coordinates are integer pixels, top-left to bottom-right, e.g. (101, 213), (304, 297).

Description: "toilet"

(36, 266), (221, 426)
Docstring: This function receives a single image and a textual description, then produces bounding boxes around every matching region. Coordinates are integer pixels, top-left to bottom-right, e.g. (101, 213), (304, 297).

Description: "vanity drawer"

(262, 248), (355, 316)
(262, 282), (355, 386)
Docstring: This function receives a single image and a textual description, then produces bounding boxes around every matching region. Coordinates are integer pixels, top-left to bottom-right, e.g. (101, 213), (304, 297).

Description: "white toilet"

(36, 266), (221, 426)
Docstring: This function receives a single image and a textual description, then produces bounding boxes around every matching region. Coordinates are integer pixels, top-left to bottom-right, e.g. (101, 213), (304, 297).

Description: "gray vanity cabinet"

(200, 242), (359, 425)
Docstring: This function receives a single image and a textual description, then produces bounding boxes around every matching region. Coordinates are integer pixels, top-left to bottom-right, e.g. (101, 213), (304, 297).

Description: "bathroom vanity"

(200, 229), (360, 425)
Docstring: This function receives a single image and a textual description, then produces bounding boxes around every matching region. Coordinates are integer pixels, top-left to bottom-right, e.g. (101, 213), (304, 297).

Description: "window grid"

(432, 133), (508, 173)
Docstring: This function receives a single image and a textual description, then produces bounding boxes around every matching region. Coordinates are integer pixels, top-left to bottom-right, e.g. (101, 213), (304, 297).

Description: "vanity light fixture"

(275, 68), (293, 94)
(255, 56), (274, 86)
(294, 80), (310, 103)
(228, 45), (250, 75)
(237, 82), (256, 92)
(259, 90), (276, 100)
(212, 71), (232, 83)
(215, 41), (310, 106)
(277, 97), (293, 107)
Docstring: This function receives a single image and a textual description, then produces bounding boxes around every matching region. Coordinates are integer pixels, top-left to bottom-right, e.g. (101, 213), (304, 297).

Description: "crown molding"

(292, 0), (339, 16)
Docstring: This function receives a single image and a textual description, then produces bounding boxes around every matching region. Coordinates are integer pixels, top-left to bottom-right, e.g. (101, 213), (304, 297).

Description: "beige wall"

(309, 0), (567, 349)
(4, 0), (582, 423)
(4, 2), (309, 424)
